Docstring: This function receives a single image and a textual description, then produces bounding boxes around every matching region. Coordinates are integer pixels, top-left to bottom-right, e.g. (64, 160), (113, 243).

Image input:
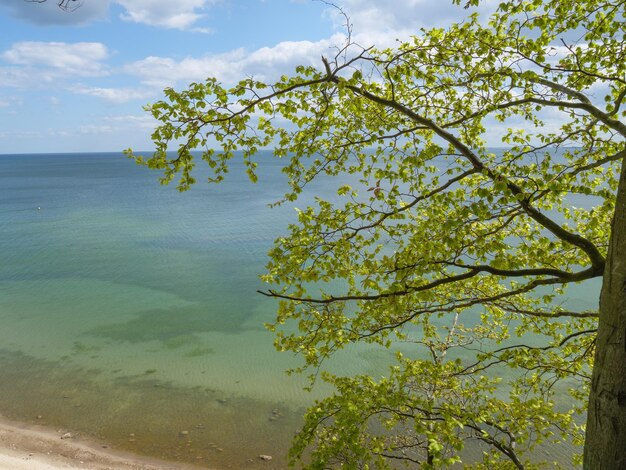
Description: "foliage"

(127, 0), (626, 467)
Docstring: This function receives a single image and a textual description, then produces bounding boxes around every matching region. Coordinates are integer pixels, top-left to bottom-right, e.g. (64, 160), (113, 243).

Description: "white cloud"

(1, 0), (217, 31)
(2, 42), (109, 77)
(0, 95), (23, 109)
(80, 114), (157, 134)
(0, 130), (42, 140)
(125, 33), (346, 88)
(104, 114), (157, 128)
(0, 0), (111, 26)
(118, 0), (502, 91)
(326, 0), (500, 48)
(1, 0), (494, 36)
(0, 65), (74, 88)
(116, 0), (217, 30)
(74, 86), (155, 103)
(79, 124), (115, 134)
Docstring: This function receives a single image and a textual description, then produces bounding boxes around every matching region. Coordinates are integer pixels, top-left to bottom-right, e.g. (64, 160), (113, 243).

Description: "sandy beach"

(0, 416), (204, 470)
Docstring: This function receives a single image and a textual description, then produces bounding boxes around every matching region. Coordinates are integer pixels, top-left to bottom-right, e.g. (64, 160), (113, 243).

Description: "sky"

(0, 0), (492, 154)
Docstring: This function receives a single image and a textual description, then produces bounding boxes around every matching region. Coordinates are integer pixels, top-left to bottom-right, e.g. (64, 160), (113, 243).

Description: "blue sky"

(0, 1), (491, 154)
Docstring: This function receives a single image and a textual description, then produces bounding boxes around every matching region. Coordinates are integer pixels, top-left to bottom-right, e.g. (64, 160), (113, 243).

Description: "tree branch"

(324, 76), (606, 271)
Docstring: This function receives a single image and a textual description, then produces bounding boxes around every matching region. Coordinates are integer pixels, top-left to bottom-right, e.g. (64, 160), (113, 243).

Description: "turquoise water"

(0, 152), (407, 468)
(0, 152), (599, 468)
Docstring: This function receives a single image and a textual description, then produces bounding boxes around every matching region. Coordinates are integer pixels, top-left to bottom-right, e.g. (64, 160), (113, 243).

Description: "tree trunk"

(584, 156), (626, 469)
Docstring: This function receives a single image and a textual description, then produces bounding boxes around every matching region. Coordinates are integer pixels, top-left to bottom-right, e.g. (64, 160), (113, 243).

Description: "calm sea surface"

(0, 152), (406, 468)
(0, 152), (598, 468)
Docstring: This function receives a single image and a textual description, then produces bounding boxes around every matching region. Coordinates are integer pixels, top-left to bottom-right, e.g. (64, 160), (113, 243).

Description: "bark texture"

(585, 157), (626, 469)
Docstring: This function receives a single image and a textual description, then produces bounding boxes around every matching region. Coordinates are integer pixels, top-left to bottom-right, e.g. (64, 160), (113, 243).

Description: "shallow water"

(0, 152), (598, 468)
(0, 152), (414, 467)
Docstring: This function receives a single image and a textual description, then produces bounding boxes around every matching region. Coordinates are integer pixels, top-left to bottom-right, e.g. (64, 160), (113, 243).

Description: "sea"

(0, 151), (598, 468)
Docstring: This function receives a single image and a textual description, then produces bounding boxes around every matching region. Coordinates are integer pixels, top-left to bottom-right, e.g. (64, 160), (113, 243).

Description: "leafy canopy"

(127, 0), (626, 467)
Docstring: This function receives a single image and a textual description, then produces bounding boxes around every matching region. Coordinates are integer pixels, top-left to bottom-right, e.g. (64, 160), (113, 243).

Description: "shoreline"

(0, 415), (206, 470)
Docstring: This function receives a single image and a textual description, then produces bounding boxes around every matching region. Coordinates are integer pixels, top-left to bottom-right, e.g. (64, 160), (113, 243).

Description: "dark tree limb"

(26, 0), (82, 11)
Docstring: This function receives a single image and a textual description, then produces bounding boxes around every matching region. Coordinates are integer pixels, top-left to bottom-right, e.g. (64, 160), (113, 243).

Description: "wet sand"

(0, 349), (298, 469)
(0, 416), (206, 470)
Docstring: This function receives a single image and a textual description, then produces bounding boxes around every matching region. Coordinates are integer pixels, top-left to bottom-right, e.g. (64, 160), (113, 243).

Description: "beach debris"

(75, 450), (95, 461)
(36, 415), (43, 419)
(269, 408), (282, 421)
(180, 430), (189, 436)
(259, 454), (273, 461)
(60, 432), (74, 439)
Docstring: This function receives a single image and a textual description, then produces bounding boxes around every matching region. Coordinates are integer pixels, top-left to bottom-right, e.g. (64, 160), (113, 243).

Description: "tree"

(26, 0), (82, 11)
(127, 0), (625, 467)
